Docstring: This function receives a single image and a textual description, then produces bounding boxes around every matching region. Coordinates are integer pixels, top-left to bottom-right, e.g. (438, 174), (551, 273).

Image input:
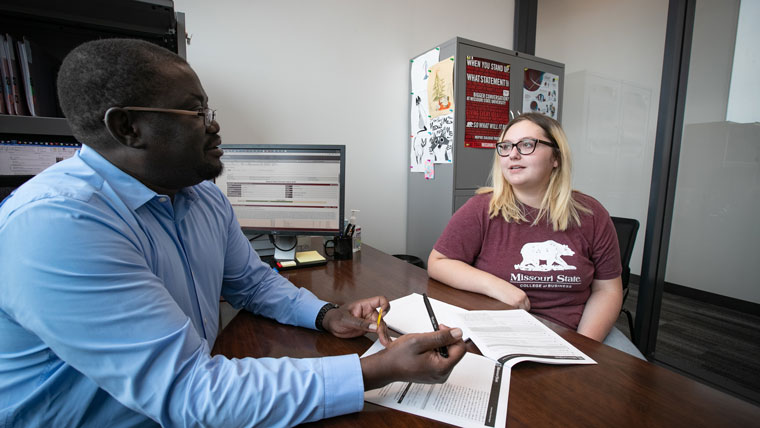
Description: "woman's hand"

(495, 284), (531, 311)
(428, 249), (530, 310)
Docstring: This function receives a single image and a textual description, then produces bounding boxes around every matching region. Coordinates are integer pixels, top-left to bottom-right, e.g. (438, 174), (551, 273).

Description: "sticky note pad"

(296, 251), (326, 263)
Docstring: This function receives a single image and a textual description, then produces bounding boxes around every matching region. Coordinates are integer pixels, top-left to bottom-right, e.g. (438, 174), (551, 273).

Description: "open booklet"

(384, 293), (594, 367)
(362, 340), (509, 428)
(366, 294), (595, 425)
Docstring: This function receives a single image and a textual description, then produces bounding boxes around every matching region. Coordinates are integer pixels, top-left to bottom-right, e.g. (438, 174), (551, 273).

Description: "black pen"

(422, 293), (448, 358)
(344, 222), (352, 236)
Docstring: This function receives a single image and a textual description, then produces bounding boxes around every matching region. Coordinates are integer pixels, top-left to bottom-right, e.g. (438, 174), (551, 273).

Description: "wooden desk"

(212, 244), (760, 427)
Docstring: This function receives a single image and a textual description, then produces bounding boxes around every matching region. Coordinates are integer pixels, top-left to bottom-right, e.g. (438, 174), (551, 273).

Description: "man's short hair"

(57, 38), (187, 145)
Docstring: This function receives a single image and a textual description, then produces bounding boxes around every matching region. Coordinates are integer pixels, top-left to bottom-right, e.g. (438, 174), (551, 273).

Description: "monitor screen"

(215, 144), (345, 237)
(1, 138), (81, 176)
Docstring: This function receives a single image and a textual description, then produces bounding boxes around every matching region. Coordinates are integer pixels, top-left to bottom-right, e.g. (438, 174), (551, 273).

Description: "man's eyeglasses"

(496, 138), (558, 156)
(117, 106), (217, 127)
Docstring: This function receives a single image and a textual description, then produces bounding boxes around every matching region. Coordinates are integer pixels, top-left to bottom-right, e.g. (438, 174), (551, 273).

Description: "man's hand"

(321, 296), (391, 345)
(359, 326), (466, 390)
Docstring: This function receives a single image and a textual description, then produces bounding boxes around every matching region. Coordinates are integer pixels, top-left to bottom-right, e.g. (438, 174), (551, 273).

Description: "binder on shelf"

(0, 35), (14, 115)
(4, 34), (28, 116)
(0, 58), (5, 114)
(0, 35), (5, 115)
(15, 37), (59, 117)
(17, 38), (35, 116)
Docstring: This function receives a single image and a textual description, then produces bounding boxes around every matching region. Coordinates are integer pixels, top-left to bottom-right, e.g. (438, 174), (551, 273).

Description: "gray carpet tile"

(615, 283), (760, 406)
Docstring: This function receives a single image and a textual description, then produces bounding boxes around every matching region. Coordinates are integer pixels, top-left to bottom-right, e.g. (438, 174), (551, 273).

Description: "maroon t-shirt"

(434, 192), (621, 330)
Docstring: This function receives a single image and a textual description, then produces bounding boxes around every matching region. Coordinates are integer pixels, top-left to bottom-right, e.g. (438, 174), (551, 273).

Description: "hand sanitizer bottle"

(350, 209), (361, 252)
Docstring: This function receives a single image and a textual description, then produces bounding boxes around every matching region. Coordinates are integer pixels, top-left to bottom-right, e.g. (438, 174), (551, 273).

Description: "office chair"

(610, 216), (639, 343)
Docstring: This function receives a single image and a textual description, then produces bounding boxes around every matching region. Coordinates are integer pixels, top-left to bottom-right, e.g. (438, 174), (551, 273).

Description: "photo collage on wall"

(410, 48), (455, 179)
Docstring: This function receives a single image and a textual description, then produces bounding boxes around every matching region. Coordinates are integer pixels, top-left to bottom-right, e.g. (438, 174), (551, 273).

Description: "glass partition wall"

(660, 0), (760, 403)
(535, 0), (759, 405)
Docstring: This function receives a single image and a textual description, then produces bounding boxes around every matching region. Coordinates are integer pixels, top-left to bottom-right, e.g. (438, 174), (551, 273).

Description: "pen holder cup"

(324, 236), (353, 260)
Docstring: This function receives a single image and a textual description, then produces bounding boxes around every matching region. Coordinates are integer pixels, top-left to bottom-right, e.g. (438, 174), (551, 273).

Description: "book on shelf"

(19, 37), (59, 117)
(17, 37), (36, 116)
(0, 34), (62, 118)
(0, 35), (14, 114)
(0, 35), (5, 115)
(4, 34), (28, 116)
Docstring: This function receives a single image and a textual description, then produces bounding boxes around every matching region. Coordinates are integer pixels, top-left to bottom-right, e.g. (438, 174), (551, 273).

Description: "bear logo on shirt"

(514, 240), (577, 271)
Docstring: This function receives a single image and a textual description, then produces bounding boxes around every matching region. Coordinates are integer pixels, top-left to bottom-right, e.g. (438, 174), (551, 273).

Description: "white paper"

(429, 113), (454, 164)
(410, 48), (440, 172)
(455, 310), (596, 367)
(384, 293), (470, 340)
(362, 340), (509, 428)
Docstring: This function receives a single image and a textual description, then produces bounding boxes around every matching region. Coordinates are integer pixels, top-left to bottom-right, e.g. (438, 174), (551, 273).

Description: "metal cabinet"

(406, 37), (564, 262)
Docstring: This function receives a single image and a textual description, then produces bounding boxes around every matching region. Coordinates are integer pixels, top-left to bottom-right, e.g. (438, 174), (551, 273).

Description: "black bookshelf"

(0, 0), (184, 189)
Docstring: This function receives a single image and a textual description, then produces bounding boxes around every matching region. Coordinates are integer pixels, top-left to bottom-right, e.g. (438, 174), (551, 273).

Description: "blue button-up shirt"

(0, 145), (363, 427)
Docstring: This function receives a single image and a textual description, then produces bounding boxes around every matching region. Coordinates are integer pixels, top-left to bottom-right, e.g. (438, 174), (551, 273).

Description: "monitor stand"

(272, 235), (298, 260)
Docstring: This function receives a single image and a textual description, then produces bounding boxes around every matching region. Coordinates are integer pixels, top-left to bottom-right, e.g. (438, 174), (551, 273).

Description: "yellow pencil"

(376, 308), (383, 328)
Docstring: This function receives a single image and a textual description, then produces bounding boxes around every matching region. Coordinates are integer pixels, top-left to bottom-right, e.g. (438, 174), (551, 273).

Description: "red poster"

(464, 57), (510, 149)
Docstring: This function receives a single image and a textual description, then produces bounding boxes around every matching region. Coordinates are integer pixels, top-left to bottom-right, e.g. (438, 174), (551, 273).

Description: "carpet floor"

(615, 283), (760, 406)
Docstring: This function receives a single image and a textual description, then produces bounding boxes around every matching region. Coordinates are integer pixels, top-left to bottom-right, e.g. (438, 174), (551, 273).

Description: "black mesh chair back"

(610, 216), (639, 341)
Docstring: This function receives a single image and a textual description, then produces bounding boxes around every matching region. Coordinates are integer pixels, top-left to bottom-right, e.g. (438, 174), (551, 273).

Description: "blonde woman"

(428, 113), (643, 358)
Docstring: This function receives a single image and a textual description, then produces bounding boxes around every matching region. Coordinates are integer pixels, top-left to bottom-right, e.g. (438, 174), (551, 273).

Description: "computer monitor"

(1, 137), (82, 198)
(1, 138), (81, 176)
(214, 144), (345, 260)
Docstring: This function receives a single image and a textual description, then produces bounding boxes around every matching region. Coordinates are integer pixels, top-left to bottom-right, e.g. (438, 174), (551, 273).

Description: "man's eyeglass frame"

(496, 138), (558, 156)
(108, 106), (217, 127)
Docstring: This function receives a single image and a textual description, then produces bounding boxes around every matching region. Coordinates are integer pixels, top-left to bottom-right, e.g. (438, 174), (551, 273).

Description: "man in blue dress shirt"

(0, 39), (465, 427)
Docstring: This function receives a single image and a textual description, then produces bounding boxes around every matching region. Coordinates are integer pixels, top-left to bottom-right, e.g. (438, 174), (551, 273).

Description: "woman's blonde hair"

(477, 112), (589, 231)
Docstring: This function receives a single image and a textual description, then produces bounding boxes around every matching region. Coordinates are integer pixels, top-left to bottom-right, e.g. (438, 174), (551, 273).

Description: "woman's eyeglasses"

(496, 138), (557, 156)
